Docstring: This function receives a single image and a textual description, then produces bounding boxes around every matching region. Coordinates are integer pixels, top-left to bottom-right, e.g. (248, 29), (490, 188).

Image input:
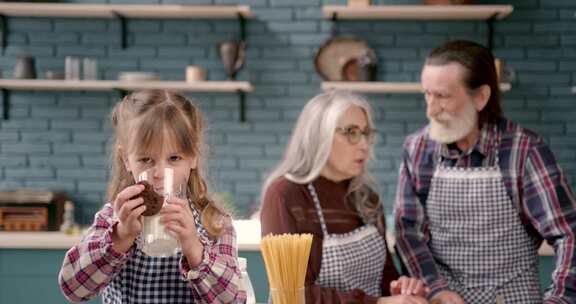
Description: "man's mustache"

(430, 112), (453, 123)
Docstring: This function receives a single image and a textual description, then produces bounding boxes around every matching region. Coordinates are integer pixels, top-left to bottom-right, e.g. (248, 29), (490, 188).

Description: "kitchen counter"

(0, 219), (555, 255)
(0, 220), (558, 303)
(0, 219), (262, 251)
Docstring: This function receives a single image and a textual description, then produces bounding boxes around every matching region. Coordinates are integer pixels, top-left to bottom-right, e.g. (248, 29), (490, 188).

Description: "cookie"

(137, 181), (163, 216)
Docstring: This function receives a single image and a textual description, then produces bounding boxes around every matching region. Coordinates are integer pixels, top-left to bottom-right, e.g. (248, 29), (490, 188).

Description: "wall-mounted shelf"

(0, 3), (252, 49)
(324, 4), (513, 50)
(0, 3), (254, 121)
(0, 79), (253, 92)
(0, 3), (252, 18)
(323, 5), (513, 20)
(322, 81), (511, 94)
(0, 79), (254, 121)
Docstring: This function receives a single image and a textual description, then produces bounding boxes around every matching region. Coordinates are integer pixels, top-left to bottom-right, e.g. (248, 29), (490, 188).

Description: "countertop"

(0, 220), (555, 255)
(0, 220), (261, 251)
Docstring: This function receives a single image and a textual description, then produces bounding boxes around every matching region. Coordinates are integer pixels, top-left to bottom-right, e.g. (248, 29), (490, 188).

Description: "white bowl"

(118, 72), (160, 81)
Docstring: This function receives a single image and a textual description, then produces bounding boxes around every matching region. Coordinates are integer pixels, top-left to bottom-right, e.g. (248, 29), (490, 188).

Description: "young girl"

(58, 90), (246, 303)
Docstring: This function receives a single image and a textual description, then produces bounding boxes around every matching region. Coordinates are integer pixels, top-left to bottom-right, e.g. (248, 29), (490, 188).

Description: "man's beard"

(428, 101), (478, 144)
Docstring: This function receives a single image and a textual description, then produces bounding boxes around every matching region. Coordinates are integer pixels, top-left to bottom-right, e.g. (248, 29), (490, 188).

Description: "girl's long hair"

(108, 90), (226, 238)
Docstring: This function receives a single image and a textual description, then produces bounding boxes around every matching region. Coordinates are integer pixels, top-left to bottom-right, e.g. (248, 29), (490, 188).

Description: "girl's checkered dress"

(58, 203), (246, 303)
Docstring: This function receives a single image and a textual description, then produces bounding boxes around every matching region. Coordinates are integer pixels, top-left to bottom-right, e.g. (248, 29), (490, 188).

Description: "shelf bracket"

(487, 14), (497, 51)
(238, 90), (246, 122)
(2, 89), (9, 120)
(112, 11), (128, 49)
(0, 14), (7, 55)
(237, 13), (246, 42)
(114, 88), (129, 99)
(236, 13), (247, 122)
(330, 12), (338, 37)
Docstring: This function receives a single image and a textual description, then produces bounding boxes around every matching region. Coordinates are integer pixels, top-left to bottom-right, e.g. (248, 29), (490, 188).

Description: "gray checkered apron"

(102, 205), (212, 303)
(308, 184), (386, 297)
(427, 135), (542, 303)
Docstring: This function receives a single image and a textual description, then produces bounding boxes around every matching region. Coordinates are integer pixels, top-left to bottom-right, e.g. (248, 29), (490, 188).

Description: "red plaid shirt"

(58, 203), (246, 303)
(395, 118), (576, 303)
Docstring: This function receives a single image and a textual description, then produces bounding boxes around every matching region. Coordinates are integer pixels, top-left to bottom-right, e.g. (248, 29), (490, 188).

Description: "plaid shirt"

(58, 203), (246, 303)
(394, 117), (576, 304)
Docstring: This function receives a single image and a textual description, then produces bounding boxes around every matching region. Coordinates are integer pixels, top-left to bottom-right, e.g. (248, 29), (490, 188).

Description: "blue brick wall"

(0, 0), (574, 223)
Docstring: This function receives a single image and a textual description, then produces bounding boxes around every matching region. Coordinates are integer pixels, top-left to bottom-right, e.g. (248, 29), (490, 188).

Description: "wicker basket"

(0, 207), (48, 231)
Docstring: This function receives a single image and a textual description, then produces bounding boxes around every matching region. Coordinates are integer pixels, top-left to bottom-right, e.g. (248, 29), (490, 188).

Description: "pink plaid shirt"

(58, 203), (246, 303)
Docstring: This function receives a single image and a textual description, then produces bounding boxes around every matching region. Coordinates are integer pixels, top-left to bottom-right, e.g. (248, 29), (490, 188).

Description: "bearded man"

(394, 40), (576, 304)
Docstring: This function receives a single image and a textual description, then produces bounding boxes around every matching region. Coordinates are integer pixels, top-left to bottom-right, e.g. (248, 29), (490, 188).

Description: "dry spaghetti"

(260, 233), (313, 304)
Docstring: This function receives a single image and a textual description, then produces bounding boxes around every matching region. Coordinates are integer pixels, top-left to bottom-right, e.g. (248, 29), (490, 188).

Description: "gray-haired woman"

(260, 90), (428, 304)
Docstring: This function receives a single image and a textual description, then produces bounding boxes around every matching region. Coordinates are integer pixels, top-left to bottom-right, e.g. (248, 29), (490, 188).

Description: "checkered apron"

(427, 136), (541, 303)
(102, 205), (212, 303)
(308, 184), (386, 297)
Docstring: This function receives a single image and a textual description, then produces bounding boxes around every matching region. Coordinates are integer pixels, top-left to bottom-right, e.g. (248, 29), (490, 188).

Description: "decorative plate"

(314, 36), (377, 81)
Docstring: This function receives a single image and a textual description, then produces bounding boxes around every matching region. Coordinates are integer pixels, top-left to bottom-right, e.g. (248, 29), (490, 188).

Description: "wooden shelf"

(0, 3), (254, 121)
(322, 81), (511, 93)
(323, 5), (513, 20)
(0, 3), (252, 19)
(0, 79), (254, 93)
(0, 79), (253, 121)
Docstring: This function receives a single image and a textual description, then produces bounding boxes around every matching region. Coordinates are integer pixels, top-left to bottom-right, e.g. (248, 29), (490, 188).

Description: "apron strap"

(308, 183), (329, 237)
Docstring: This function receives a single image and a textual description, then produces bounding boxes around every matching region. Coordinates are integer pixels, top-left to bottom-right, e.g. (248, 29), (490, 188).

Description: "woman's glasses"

(335, 126), (377, 145)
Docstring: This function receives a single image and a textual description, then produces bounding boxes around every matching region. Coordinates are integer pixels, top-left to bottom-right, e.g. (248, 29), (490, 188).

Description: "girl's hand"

(160, 196), (204, 266)
(377, 295), (429, 304)
(390, 276), (430, 297)
(112, 184), (146, 252)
